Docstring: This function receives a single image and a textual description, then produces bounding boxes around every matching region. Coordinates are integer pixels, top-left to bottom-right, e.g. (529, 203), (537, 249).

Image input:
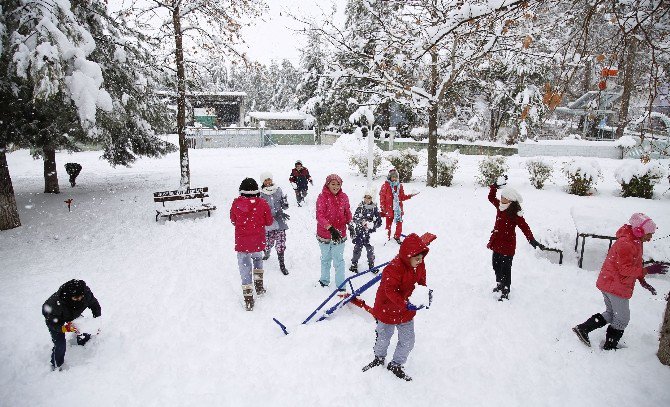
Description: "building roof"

(247, 111), (307, 121)
(156, 90), (247, 97)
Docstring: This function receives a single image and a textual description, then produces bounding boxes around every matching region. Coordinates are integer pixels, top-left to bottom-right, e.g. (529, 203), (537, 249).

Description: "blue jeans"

(318, 241), (345, 288)
(49, 329), (66, 368)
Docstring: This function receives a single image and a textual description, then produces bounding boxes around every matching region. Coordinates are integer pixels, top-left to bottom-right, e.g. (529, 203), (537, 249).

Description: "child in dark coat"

(230, 177), (274, 311)
(42, 279), (101, 370)
(349, 189), (382, 273)
(289, 160), (313, 206)
(487, 177), (543, 301)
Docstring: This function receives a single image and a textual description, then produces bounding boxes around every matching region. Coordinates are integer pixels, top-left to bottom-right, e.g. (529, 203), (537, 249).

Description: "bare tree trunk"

(43, 146), (59, 194)
(659, 293), (670, 366)
(0, 146), (21, 230)
(173, 4), (190, 188)
(577, 59), (592, 131)
(426, 48), (439, 188)
(616, 36), (637, 139)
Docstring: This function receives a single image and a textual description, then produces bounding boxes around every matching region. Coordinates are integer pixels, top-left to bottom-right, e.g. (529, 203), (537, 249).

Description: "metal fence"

(186, 128), (315, 148)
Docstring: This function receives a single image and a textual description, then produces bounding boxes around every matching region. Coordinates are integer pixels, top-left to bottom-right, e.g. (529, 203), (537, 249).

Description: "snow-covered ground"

(1, 142), (670, 406)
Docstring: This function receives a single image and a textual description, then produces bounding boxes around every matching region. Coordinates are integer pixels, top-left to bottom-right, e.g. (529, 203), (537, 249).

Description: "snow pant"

(318, 241), (345, 288)
(266, 230), (287, 254)
(373, 320), (415, 366)
(601, 291), (630, 330)
(295, 188), (308, 204)
(492, 252), (514, 294)
(49, 328), (66, 368)
(352, 242), (375, 267)
(237, 251), (263, 285)
(384, 216), (402, 239)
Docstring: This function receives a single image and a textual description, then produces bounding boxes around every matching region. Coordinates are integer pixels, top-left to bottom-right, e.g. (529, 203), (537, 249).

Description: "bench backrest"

(154, 187), (209, 203)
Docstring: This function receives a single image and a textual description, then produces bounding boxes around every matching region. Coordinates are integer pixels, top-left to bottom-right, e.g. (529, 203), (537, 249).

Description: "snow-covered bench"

(570, 207), (622, 268)
(153, 187), (217, 221)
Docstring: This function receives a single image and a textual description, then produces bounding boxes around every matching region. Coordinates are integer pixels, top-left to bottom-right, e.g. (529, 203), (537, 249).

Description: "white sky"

(107, 0), (346, 66)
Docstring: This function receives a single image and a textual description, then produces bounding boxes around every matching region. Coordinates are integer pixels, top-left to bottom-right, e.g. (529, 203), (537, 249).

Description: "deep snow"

(1, 142), (670, 406)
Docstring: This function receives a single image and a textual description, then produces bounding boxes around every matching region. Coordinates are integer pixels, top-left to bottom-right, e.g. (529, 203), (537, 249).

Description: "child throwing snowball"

(487, 176), (544, 301)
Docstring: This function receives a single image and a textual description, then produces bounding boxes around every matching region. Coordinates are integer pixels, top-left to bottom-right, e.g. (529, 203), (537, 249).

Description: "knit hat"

(500, 187), (523, 203)
(60, 279), (86, 298)
(295, 160), (303, 166)
(629, 213), (656, 237)
(363, 188), (376, 202)
(260, 171), (273, 183)
(239, 178), (260, 197)
(388, 168), (399, 180)
(325, 174), (343, 185)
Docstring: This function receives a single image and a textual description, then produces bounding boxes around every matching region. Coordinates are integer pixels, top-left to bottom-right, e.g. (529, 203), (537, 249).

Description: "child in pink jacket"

(316, 174), (352, 291)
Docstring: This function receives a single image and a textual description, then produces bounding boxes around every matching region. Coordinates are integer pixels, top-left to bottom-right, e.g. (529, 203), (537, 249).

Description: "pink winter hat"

(325, 174), (343, 185)
(629, 213), (656, 237)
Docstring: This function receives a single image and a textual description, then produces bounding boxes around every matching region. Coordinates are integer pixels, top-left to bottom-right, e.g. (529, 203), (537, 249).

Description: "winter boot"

(253, 269), (266, 295)
(362, 356), (385, 372)
(498, 288), (510, 302)
(492, 283), (502, 293)
(278, 252), (289, 275)
(242, 284), (254, 311)
(394, 237), (402, 245)
(349, 264), (358, 273)
(387, 362), (412, 381)
(368, 262), (375, 272)
(262, 249), (271, 261)
(76, 333), (92, 346)
(572, 313), (607, 347)
(602, 325), (624, 350)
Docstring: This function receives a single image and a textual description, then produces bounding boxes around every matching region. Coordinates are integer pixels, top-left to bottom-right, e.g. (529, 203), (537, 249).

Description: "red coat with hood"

(230, 196), (273, 252)
(487, 185), (534, 256)
(316, 174), (352, 240)
(372, 233), (429, 325)
(596, 224), (646, 299)
(379, 181), (412, 217)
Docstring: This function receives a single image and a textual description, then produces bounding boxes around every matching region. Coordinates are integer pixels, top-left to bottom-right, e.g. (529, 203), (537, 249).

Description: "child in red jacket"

(379, 168), (416, 244)
(230, 178), (274, 311)
(362, 233), (429, 381)
(289, 160), (313, 206)
(487, 177), (543, 301)
(572, 213), (666, 350)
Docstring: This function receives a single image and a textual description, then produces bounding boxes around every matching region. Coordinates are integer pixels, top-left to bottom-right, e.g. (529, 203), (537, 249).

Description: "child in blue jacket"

(349, 189), (383, 273)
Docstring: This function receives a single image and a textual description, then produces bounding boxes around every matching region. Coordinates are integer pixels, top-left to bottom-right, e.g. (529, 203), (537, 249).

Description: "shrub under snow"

(436, 151), (459, 187)
(525, 158), (553, 189)
(562, 159), (602, 196)
(385, 148), (420, 182)
(341, 129), (384, 176)
(614, 160), (666, 199)
(476, 155), (508, 187)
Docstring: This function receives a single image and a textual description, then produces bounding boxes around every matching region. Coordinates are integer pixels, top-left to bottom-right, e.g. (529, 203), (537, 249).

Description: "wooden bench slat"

(153, 187), (216, 221)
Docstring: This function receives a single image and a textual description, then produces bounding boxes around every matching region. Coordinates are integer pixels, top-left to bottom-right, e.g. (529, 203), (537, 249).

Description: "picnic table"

(570, 207), (625, 268)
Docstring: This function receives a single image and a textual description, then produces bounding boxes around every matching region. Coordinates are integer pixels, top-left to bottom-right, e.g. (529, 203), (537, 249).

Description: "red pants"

(384, 216), (402, 239)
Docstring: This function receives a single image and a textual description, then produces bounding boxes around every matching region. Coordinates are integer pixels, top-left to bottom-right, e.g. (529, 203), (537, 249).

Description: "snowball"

(409, 285), (431, 308)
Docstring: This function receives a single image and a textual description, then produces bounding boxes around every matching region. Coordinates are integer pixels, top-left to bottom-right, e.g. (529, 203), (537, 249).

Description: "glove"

(494, 175), (508, 188)
(645, 263), (668, 275)
(639, 278), (657, 295)
(348, 223), (355, 237)
(281, 195), (289, 209)
(279, 212), (290, 221)
(529, 239), (544, 250)
(309, 179), (314, 185)
(328, 226), (342, 243)
(290, 182), (298, 190)
(406, 301), (425, 311)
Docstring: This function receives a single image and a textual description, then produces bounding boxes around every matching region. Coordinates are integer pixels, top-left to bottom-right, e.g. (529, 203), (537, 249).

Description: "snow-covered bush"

(385, 148), (420, 182)
(349, 149), (383, 176)
(614, 160), (666, 199)
(525, 158), (553, 189)
(476, 155), (508, 187)
(436, 152), (459, 187)
(562, 159), (602, 196)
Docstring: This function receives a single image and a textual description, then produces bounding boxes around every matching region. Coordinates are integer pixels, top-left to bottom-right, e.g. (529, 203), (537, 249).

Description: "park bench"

(153, 187), (216, 221)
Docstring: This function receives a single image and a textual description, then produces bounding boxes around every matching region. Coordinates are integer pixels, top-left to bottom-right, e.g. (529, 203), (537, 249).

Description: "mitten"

(645, 263), (668, 275)
(529, 239), (545, 250)
(406, 302), (425, 311)
(328, 226), (342, 243)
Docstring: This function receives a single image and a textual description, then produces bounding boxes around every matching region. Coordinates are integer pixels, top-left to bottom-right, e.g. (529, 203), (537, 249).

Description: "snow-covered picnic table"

(570, 206), (627, 268)
(571, 205), (670, 268)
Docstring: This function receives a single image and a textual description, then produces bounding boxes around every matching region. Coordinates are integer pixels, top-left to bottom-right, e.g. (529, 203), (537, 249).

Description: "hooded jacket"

(486, 185), (534, 256)
(379, 180), (412, 217)
(372, 234), (429, 325)
(260, 185), (289, 232)
(351, 201), (382, 245)
(316, 174), (352, 241)
(596, 224), (645, 299)
(289, 167), (312, 190)
(230, 195), (274, 252)
(42, 281), (101, 333)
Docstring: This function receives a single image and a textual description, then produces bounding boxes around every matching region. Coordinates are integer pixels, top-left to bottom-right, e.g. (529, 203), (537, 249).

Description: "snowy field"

(1, 141), (670, 406)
